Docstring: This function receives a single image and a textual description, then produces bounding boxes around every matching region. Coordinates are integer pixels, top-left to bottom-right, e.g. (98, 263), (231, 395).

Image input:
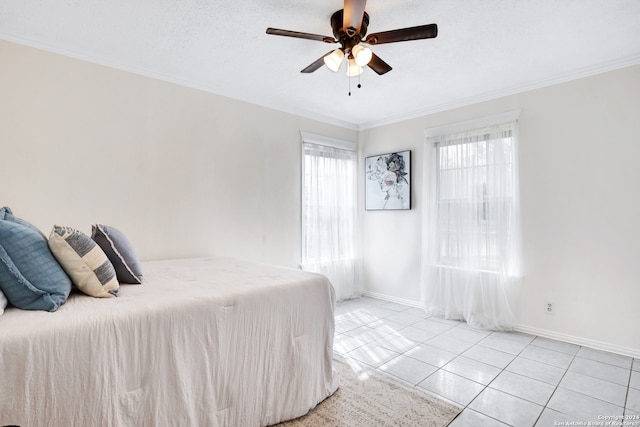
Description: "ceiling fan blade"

(364, 23), (438, 45)
(266, 28), (337, 43)
(367, 52), (392, 75)
(343, 0), (367, 36)
(301, 51), (334, 73)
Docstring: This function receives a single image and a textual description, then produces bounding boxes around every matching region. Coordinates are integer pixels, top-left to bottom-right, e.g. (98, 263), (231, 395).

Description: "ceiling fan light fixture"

(323, 49), (345, 72)
(346, 58), (363, 76)
(352, 44), (372, 66)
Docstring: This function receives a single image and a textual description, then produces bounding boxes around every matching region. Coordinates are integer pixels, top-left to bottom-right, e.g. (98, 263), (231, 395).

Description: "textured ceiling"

(1, 0), (639, 129)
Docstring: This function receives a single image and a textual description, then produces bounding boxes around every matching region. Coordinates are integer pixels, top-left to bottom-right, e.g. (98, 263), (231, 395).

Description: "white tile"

(424, 335), (474, 354)
(631, 370), (640, 390)
(334, 303), (361, 316)
(358, 296), (388, 306)
(559, 371), (627, 407)
(547, 387), (624, 422)
(628, 388), (640, 413)
(336, 309), (380, 325)
(333, 334), (366, 355)
(379, 354), (438, 385)
(625, 409), (640, 427)
(443, 356), (502, 385)
(336, 300), (368, 311)
(366, 318), (409, 334)
(343, 325), (389, 343)
(403, 307), (428, 318)
(418, 370), (485, 406)
(394, 325), (440, 342)
(535, 408), (582, 427)
(569, 357), (630, 386)
(577, 347), (633, 369)
(412, 318), (455, 333)
(469, 387), (543, 427)
(361, 305), (399, 319)
(530, 336), (580, 355)
(633, 358), (640, 372)
(345, 343), (399, 368)
(440, 326), (491, 344)
(449, 408), (510, 427)
(428, 316), (463, 326)
(335, 319), (361, 333)
(385, 311), (425, 325)
(462, 345), (516, 369)
(405, 344), (458, 367)
(380, 301), (411, 312)
(371, 332), (418, 353)
(490, 370), (556, 406)
(519, 345), (575, 369)
(479, 334), (530, 355)
(547, 387), (623, 422)
(492, 330), (536, 345)
(506, 357), (566, 385)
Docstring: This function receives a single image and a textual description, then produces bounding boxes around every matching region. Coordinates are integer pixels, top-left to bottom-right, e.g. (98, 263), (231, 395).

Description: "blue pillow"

(0, 207), (72, 311)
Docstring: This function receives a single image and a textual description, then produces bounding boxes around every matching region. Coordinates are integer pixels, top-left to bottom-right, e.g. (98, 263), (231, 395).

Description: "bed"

(0, 257), (338, 427)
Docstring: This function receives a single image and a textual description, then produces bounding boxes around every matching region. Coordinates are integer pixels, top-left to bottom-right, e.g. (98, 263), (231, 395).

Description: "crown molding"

(357, 54), (640, 131)
(3, 33), (638, 133)
(0, 33), (359, 131)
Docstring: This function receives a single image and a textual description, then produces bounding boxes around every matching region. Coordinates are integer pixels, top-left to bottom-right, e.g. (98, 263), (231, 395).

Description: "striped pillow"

(48, 226), (119, 298)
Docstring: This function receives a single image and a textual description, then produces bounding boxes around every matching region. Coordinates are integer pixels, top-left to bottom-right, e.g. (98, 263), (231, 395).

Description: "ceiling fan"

(265, 0), (438, 76)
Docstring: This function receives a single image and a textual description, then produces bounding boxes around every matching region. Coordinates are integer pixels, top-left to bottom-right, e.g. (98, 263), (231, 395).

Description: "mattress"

(0, 257), (338, 426)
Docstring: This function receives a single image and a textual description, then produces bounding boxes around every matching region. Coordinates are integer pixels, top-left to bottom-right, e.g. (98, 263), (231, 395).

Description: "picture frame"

(365, 150), (411, 210)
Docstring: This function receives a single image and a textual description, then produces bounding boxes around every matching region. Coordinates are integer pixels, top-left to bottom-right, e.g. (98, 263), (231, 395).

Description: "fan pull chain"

(358, 73), (362, 89)
(348, 74), (351, 96)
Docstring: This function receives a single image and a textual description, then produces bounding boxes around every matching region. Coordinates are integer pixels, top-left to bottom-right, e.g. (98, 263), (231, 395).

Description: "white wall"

(0, 40), (357, 268)
(2, 39), (638, 356)
(359, 65), (640, 356)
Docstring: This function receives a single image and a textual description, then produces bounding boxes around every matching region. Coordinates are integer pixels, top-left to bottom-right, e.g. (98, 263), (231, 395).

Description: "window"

(435, 127), (515, 272)
(302, 143), (357, 264)
(300, 133), (361, 300)
(421, 114), (521, 330)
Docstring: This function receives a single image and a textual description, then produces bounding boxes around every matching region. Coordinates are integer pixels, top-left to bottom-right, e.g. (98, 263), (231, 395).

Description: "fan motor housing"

(331, 9), (369, 42)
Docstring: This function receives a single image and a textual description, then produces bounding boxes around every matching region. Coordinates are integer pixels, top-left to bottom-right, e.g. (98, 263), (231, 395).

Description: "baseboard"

(362, 291), (423, 309)
(515, 324), (640, 359)
(362, 291), (640, 359)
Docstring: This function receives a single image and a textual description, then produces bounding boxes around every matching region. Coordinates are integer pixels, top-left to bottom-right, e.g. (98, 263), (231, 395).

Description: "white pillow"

(48, 225), (119, 298)
(0, 288), (7, 315)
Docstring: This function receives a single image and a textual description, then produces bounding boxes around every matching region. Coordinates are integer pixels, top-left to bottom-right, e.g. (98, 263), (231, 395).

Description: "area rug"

(276, 357), (462, 426)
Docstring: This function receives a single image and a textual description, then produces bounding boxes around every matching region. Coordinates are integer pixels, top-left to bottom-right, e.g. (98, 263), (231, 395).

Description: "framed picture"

(365, 150), (411, 210)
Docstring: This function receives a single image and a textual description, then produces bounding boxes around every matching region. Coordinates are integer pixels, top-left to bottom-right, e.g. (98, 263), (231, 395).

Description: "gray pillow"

(0, 207), (72, 311)
(91, 224), (143, 284)
(0, 288), (7, 315)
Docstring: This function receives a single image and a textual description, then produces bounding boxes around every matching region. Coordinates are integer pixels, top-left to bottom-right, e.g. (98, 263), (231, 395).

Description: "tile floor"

(335, 296), (640, 427)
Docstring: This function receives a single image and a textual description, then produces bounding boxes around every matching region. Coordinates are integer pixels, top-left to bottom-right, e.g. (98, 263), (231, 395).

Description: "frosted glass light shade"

(323, 49), (344, 72)
(346, 58), (363, 76)
(352, 44), (372, 66)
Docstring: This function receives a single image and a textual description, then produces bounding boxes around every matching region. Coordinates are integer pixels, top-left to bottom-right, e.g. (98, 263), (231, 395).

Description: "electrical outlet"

(544, 301), (555, 315)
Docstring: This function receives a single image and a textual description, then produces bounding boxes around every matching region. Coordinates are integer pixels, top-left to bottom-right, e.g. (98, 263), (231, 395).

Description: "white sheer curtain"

(301, 139), (362, 301)
(421, 119), (521, 330)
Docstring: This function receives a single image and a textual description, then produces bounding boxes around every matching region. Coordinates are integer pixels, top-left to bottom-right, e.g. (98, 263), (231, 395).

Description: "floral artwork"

(365, 150), (411, 210)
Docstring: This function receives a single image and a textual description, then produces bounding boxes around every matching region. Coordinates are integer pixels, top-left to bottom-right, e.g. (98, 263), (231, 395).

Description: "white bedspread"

(0, 257), (338, 427)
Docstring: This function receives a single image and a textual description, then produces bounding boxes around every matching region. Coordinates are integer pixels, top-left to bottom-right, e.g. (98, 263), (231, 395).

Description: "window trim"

(424, 110), (520, 139)
(300, 131), (357, 151)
